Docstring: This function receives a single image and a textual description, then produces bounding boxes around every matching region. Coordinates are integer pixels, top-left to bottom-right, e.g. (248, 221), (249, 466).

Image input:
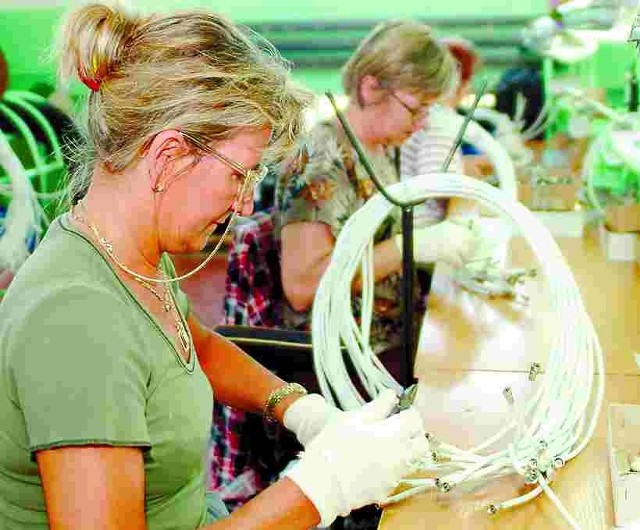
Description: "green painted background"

(0, 1), (547, 96)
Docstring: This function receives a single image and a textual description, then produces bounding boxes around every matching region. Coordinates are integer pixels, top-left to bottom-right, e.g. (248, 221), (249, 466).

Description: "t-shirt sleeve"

(277, 127), (356, 239)
(8, 285), (152, 456)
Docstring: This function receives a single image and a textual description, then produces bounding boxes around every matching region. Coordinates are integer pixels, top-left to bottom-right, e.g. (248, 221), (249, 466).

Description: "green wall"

(0, 2), (547, 95)
(119, 0), (547, 21)
(1, 1), (548, 18)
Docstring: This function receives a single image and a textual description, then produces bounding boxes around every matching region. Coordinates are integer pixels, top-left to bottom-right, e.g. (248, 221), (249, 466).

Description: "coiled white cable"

(442, 110), (518, 202)
(472, 108), (536, 168)
(0, 131), (40, 272)
(581, 118), (640, 217)
(312, 173), (603, 528)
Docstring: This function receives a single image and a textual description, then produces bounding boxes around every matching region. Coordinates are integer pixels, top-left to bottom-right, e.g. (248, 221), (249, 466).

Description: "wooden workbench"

(379, 229), (640, 529)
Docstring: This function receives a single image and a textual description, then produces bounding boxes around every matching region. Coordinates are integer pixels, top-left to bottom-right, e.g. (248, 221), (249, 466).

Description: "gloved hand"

(283, 393), (344, 447)
(283, 389), (428, 527)
(462, 230), (501, 275)
(456, 217), (511, 276)
(393, 219), (478, 269)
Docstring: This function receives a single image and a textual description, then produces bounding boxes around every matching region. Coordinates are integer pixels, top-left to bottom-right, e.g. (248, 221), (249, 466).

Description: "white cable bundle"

(464, 118), (518, 201)
(472, 107), (537, 168)
(312, 173), (604, 528)
(0, 132), (39, 272)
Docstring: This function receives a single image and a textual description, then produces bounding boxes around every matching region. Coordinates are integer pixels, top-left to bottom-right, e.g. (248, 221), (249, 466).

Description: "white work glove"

(457, 218), (511, 276)
(283, 394), (344, 447)
(462, 230), (501, 275)
(283, 389), (428, 527)
(393, 219), (478, 269)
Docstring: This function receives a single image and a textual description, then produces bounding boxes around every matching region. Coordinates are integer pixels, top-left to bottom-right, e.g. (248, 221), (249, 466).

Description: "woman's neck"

(343, 103), (384, 154)
(74, 173), (161, 279)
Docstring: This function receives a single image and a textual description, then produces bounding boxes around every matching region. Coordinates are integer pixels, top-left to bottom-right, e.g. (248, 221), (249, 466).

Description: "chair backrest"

(222, 208), (283, 328)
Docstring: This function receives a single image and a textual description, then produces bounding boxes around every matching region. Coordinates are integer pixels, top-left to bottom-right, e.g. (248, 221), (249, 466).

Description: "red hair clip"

(78, 68), (102, 92)
(77, 54), (108, 92)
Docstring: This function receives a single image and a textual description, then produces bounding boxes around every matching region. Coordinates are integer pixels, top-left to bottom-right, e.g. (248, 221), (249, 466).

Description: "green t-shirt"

(0, 215), (223, 529)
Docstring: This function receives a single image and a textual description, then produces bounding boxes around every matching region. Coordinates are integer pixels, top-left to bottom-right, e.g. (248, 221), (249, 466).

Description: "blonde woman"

(274, 26), (481, 525)
(0, 5), (428, 529)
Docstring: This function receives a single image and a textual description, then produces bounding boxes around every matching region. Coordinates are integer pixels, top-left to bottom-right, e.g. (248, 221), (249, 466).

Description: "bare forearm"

(447, 197), (478, 218)
(352, 238), (402, 291)
(197, 332), (293, 418)
(284, 252), (333, 311)
(288, 238), (402, 311)
(203, 478), (319, 530)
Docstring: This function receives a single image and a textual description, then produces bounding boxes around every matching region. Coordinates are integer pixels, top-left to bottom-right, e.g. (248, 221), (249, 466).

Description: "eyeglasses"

(388, 91), (430, 123)
(181, 132), (269, 195)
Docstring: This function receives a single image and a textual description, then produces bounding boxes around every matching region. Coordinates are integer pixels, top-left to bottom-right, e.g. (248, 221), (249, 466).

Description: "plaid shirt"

(211, 209), (299, 509)
(221, 209), (282, 327)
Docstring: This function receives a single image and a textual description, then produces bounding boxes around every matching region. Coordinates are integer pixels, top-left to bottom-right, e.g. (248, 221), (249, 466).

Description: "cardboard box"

(600, 224), (637, 262)
(605, 203), (640, 233)
(608, 403), (640, 528)
(518, 180), (580, 211)
(535, 210), (585, 238)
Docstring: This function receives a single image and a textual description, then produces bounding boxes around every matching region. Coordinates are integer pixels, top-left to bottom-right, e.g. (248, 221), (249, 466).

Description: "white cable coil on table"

(312, 173), (604, 528)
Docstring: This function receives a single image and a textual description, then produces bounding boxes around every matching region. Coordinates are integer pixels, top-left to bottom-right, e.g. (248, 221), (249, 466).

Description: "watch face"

(629, 13), (640, 49)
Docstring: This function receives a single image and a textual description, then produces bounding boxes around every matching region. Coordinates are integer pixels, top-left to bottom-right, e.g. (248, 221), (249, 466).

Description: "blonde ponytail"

(59, 3), (140, 91)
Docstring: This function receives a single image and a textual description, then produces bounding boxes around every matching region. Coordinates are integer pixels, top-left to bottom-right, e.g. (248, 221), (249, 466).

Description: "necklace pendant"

(177, 324), (190, 352)
(99, 238), (113, 253)
(163, 292), (172, 312)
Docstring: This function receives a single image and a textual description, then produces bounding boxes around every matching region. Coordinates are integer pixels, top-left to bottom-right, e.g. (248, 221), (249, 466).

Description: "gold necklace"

(70, 203), (191, 356)
(133, 276), (172, 313)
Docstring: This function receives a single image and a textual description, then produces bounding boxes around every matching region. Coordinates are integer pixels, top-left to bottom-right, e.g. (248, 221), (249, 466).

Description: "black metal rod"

(401, 207), (416, 386)
(441, 79), (488, 173)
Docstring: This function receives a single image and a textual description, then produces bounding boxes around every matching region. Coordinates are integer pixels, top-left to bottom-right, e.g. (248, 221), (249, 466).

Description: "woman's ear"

(144, 130), (193, 192)
(358, 75), (386, 107)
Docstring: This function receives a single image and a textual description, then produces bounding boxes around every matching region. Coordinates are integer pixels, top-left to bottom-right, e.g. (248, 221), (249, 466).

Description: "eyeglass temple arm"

(182, 132), (248, 176)
(210, 150), (248, 176)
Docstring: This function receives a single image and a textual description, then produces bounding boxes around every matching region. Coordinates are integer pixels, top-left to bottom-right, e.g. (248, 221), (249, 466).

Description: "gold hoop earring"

(153, 182), (165, 193)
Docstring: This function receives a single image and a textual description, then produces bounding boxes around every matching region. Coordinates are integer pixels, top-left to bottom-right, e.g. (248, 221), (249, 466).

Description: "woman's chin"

(177, 233), (211, 254)
(199, 223), (220, 249)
